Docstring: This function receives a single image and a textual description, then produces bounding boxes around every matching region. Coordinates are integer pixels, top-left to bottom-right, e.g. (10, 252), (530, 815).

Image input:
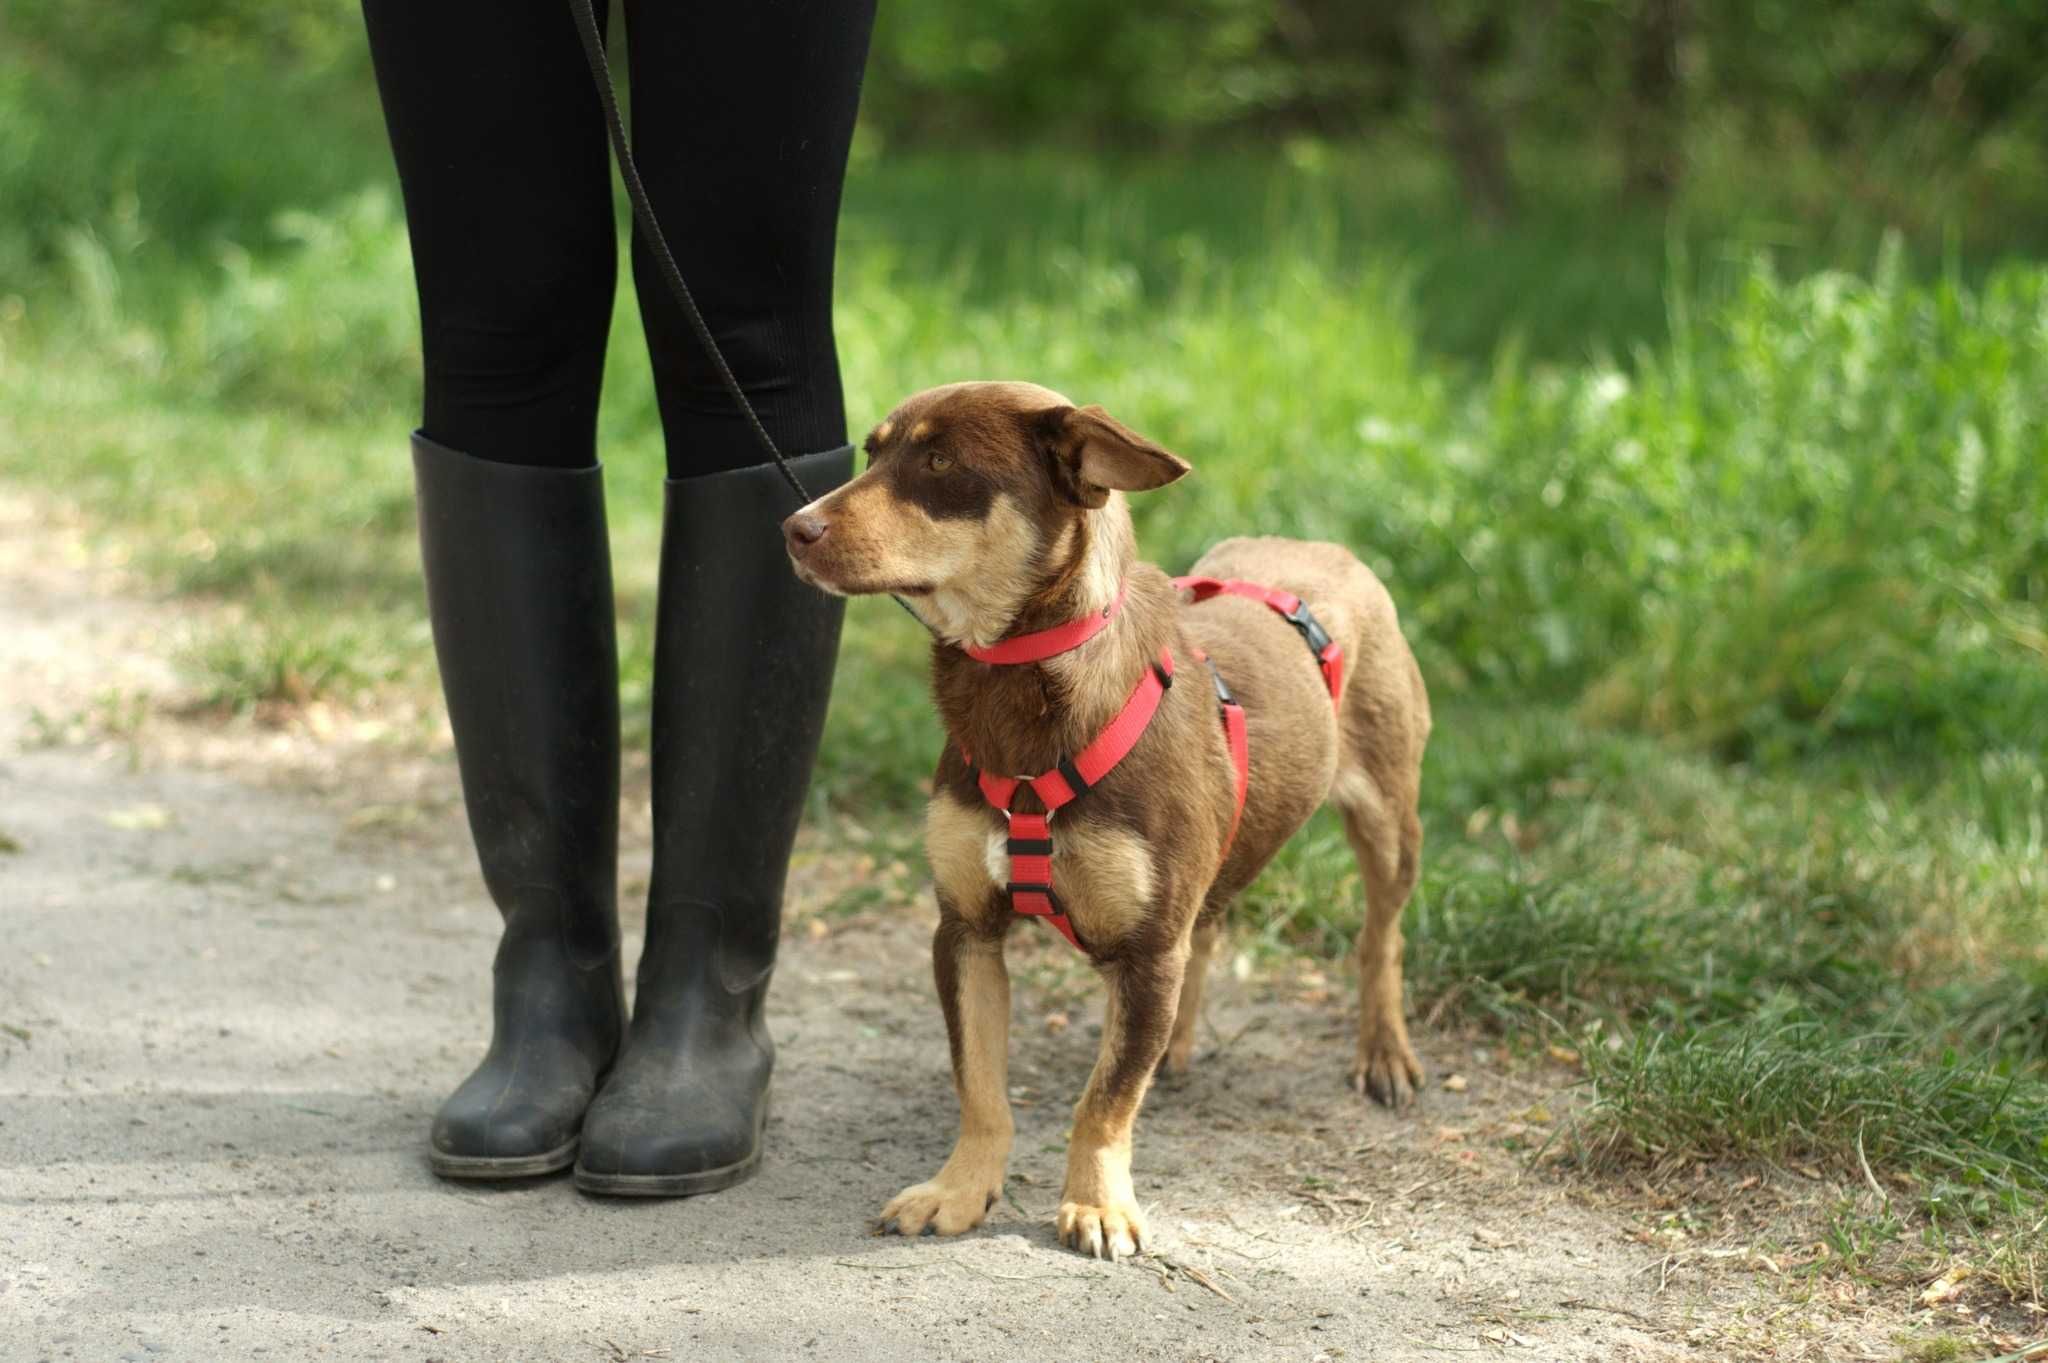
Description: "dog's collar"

(963, 581), (1128, 665)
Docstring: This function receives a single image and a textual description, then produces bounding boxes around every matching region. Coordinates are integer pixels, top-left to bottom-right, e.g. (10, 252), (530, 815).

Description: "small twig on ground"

(1223, 1212), (1289, 1246)
(1181, 1235), (1280, 1263)
(1152, 1254), (1238, 1304)
(1206, 1014), (1268, 1060)
(1399, 1170), (1454, 1200)
(1630, 1252), (1681, 1295)
(1557, 1297), (1654, 1325)
(1139, 1258), (1176, 1293)
(1337, 1210), (1379, 1237)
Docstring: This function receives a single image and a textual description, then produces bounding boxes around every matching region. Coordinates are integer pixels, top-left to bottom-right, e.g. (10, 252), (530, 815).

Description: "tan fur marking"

(1040, 495), (1140, 718)
(1330, 767), (1397, 880)
(910, 418), (934, 442)
(872, 420), (893, 443)
(791, 475), (982, 603)
(928, 792), (1001, 927)
(1071, 497), (1130, 616)
(1047, 816), (1155, 949)
(915, 496), (1042, 647)
(879, 944), (1013, 1237)
(1164, 919), (1220, 1073)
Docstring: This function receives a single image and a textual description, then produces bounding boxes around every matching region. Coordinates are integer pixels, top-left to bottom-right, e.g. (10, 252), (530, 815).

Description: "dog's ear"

(1035, 404), (1191, 509)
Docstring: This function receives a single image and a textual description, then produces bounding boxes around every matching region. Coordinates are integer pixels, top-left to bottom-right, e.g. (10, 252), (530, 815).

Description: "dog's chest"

(925, 793), (1157, 947)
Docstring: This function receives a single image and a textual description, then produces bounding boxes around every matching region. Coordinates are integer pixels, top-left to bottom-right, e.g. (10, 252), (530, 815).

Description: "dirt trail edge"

(3, 487), (1820, 1362)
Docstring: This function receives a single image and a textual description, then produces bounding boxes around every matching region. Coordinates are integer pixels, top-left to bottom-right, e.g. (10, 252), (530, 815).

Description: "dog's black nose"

(783, 511), (829, 556)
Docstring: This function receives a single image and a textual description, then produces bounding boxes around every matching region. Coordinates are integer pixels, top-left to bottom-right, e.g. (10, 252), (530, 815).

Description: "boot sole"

(430, 1136), (580, 1181)
(571, 1090), (769, 1198)
(571, 1144), (761, 1198)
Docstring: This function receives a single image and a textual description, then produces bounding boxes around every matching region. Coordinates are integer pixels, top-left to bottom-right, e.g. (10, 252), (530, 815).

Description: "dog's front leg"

(1057, 942), (1187, 1260)
(879, 910), (1012, 1237)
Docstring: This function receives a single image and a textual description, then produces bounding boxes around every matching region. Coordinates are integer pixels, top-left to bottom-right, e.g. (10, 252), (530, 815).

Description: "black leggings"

(361, 0), (875, 475)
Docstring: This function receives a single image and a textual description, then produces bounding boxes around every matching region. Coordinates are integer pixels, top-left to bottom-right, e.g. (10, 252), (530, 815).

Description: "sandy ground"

(0, 488), (1931, 1362)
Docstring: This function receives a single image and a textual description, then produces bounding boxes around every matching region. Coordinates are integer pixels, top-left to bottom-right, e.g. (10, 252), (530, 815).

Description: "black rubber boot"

(413, 434), (626, 1179)
(574, 446), (851, 1196)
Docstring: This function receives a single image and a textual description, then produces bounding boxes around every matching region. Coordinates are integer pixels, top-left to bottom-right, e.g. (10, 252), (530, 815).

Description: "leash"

(568, 0), (938, 629)
(566, 0), (811, 505)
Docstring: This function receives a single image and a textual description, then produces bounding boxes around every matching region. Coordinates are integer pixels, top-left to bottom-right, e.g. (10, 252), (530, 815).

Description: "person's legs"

(572, 0), (875, 1195)
(623, 0), (876, 474)
(363, 0), (618, 468)
(362, 0), (626, 1178)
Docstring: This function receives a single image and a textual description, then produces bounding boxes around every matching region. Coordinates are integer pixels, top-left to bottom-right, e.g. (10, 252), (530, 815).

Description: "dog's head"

(783, 382), (1190, 645)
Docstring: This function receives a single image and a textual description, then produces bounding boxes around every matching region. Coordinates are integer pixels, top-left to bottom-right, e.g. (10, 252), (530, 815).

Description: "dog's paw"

(1351, 1032), (1425, 1108)
(877, 1176), (1001, 1239)
(1056, 1196), (1146, 1261)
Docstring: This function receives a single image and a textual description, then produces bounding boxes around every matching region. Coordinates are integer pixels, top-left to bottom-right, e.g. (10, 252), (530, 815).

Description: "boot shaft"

(413, 433), (622, 966)
(642, 445), (853, 983)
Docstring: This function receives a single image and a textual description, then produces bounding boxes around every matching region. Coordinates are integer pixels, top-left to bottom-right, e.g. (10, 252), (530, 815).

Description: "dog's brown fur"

(784, 382), (1431, 1260)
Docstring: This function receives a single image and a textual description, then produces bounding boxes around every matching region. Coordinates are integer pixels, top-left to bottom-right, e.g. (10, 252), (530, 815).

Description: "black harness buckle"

(1203, 657), (1236, 706)
(1281, 602), (1333, 657)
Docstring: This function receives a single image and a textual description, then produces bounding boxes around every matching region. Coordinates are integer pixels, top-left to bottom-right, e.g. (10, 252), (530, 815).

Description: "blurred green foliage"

(3, 0), (360, 71)
(7, 0), (2046, 219)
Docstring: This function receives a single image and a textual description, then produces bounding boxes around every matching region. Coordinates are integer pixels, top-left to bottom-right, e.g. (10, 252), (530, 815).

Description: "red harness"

(963, 577), (1345, 952)
(1172, 576), (1346, 703)
(963, 581), (1127, 665)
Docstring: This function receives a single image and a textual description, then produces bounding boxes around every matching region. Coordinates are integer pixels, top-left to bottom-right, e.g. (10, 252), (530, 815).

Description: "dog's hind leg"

(1334, 769), (1425, 1107)
(1161, 917), (1221, 1075)
(879, 910), (1014, 1237)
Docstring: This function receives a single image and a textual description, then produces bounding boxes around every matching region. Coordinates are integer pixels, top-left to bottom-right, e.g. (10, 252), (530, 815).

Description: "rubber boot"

(413, 434), (626, 1179)
(574, 446), (851, 1196)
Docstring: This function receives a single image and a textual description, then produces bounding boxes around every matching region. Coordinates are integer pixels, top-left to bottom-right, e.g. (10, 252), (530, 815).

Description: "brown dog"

(783, 382), (1431, 1260)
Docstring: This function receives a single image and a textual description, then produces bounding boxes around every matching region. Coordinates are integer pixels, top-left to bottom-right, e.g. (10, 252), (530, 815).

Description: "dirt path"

(0, 488), (1910, 1361)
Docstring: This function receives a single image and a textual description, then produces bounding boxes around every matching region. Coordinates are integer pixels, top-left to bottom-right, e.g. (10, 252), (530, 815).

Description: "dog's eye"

(927, 452), (955, 472)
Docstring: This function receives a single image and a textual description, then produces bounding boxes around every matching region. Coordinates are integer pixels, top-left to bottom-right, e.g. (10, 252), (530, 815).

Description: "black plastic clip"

(1281, 602), (1333, 657)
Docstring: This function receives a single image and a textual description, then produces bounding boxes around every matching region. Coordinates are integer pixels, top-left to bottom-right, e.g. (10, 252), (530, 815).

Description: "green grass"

(4, 45), (2047, 1305)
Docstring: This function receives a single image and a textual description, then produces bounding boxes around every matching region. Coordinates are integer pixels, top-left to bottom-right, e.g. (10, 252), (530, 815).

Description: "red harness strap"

(964, 582), (1128, 665)
(1171, 576), (1346, 703)
(970, 649), (1176, 950)
(1191, 648), (1252, 857)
